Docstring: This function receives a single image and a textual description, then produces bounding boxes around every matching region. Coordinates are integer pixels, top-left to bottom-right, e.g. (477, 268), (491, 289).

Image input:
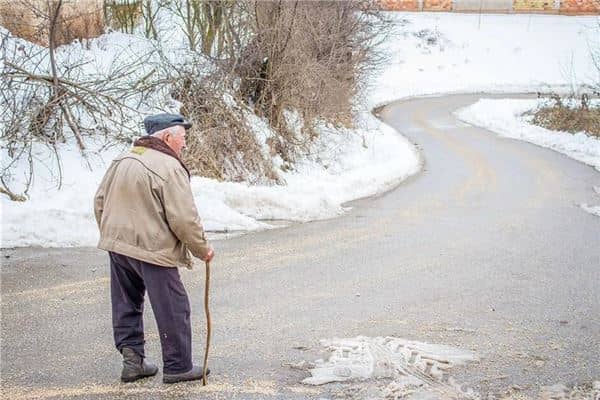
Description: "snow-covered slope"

(369, 12), (598, 108)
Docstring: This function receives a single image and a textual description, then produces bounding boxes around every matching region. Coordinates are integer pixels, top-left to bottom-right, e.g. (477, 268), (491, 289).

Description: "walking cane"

(202, 260), (211, 386)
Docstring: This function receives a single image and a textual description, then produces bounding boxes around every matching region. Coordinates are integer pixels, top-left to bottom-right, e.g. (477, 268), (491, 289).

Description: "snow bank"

(194, 117), (420, 227)
(1, 143), (124, 247)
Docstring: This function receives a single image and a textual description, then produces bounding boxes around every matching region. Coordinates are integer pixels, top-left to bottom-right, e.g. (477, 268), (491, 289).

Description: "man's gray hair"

(152, 126), (185, 138)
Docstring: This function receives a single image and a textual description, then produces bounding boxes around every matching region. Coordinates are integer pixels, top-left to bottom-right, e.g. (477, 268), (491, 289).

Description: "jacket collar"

(133, 136), (190, 179)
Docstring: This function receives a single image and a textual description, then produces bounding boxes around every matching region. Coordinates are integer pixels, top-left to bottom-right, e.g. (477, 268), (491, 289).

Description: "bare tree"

(142, 0), (161, 40)
(168, 0), (244, 58)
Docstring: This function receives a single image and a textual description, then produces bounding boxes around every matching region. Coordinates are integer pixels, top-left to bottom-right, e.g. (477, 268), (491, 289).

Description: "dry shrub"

(0, 0), (104, 47)
(236, 1), (390, 162)
(0, 2), (38, 43)
(172, 74), (280, 184)
(532, 93), (600, 138)
(1, 0), (392, 194)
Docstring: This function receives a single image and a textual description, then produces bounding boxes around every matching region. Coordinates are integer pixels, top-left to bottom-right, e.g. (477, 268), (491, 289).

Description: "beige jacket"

(94, 146), (210, 268)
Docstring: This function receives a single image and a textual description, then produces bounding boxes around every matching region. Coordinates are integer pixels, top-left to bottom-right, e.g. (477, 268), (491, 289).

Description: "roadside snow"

(1, 143), (123, 247)
(455, 98), (600, 217)
(2, 13), (599, 247)
(581, 203), (600, 217)
(195, 118), (420, 226)
(581, 186), (600, 217)
(455, 99), (600, 171)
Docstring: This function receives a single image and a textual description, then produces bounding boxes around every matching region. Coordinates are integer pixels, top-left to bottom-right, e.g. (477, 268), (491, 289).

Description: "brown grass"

(0, 0), (104, 47)
(531, 95), (600, 138)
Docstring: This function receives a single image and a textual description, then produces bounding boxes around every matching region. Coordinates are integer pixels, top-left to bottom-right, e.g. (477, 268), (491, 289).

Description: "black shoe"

(163, 365), (210, 384)
(120, 347), (159, 383)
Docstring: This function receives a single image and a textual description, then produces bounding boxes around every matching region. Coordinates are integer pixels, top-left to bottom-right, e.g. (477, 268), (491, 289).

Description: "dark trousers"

(109, 252), (193, 374)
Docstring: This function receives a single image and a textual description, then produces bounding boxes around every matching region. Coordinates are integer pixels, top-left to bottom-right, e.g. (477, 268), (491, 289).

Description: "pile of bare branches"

(1, 0), (166, 200)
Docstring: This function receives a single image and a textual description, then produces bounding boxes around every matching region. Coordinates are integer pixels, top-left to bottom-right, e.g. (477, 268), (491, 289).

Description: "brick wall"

(559, 0), (600, 13)
(378, 0), (599, 13)
(379, 0), (420, 10)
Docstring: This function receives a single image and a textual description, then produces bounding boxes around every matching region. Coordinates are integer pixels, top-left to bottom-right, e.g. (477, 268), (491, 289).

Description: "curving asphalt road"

(2, 94), (599, 400)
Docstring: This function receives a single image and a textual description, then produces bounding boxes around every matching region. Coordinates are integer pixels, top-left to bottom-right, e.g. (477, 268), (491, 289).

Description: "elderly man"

(94, 113), (214, 384)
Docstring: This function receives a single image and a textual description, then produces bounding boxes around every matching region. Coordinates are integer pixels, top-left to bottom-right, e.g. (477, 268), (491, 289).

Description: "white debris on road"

(301, 336), (478, 399)
(581, 186), (600, 217)
(298, 336), (600, 400)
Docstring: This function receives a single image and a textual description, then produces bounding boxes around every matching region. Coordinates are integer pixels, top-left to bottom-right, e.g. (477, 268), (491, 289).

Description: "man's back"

(94, 146), (209, 269)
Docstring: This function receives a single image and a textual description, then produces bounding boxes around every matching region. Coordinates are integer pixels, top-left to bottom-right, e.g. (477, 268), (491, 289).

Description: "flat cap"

(143, 113), (192, 135)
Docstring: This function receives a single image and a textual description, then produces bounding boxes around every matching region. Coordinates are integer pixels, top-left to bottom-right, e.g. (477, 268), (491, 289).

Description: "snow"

(581, 185), (600, 217)
(454, 98), (600, 217)
(1, 142), (124, 247)
(2, 12), (599, 247)
(194, 120), (420, 227)
(369, 12), (599, 108)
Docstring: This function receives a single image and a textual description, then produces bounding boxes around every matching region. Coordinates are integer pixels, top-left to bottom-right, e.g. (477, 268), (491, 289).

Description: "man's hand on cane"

(203, 247), (215, 262)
